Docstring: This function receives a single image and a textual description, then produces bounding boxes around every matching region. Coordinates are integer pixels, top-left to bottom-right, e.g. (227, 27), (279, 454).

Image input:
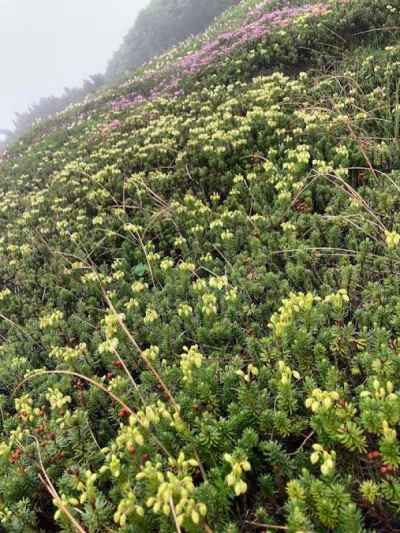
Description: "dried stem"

(31, 435), (87, 533)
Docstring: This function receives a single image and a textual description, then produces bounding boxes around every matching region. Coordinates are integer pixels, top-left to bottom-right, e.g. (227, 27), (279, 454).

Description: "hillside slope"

(106, 0), (240, 80)
(1, 1), (400, 531)
(6, 0), (239, 143)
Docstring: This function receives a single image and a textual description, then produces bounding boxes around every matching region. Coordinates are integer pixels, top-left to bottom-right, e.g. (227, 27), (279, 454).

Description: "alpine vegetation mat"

(1, 0), (400, 531)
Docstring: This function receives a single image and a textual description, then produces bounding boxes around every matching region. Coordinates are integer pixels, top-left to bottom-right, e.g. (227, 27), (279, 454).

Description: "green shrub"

(1, 0), (400, 531)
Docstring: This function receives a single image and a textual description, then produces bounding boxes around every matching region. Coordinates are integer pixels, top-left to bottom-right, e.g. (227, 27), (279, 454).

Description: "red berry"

(367, 451), (381, 460)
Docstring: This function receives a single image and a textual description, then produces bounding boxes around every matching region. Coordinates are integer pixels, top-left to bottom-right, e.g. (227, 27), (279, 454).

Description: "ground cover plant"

(1, 0), (400, 531)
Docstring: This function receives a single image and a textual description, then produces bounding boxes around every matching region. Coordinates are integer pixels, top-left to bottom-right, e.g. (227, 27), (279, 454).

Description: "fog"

(0, 0), (149, 131)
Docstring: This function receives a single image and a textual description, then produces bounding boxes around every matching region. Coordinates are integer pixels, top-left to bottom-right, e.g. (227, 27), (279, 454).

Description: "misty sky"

(0, 0), (149, 130)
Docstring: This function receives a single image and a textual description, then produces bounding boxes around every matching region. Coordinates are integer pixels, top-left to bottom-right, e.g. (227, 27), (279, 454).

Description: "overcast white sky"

(0, 0), (148, 130)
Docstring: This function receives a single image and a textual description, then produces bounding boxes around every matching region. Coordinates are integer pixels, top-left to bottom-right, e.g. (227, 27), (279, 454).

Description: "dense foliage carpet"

(1, 0), (400, 531)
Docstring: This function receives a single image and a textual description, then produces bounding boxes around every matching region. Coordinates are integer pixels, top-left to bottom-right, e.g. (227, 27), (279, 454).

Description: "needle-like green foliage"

(1, 1), (400, 531)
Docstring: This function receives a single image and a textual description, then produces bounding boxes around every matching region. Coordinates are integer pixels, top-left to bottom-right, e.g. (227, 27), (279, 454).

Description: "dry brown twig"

(31, 435), (87, 533)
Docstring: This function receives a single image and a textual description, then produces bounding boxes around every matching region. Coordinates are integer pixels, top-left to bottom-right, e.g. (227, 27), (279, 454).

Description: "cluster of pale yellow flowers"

(39, 310), (64, 330)
(224, 453), (251, 495)
(310, 444), (336, 476)
(180, 345), (203, 383)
